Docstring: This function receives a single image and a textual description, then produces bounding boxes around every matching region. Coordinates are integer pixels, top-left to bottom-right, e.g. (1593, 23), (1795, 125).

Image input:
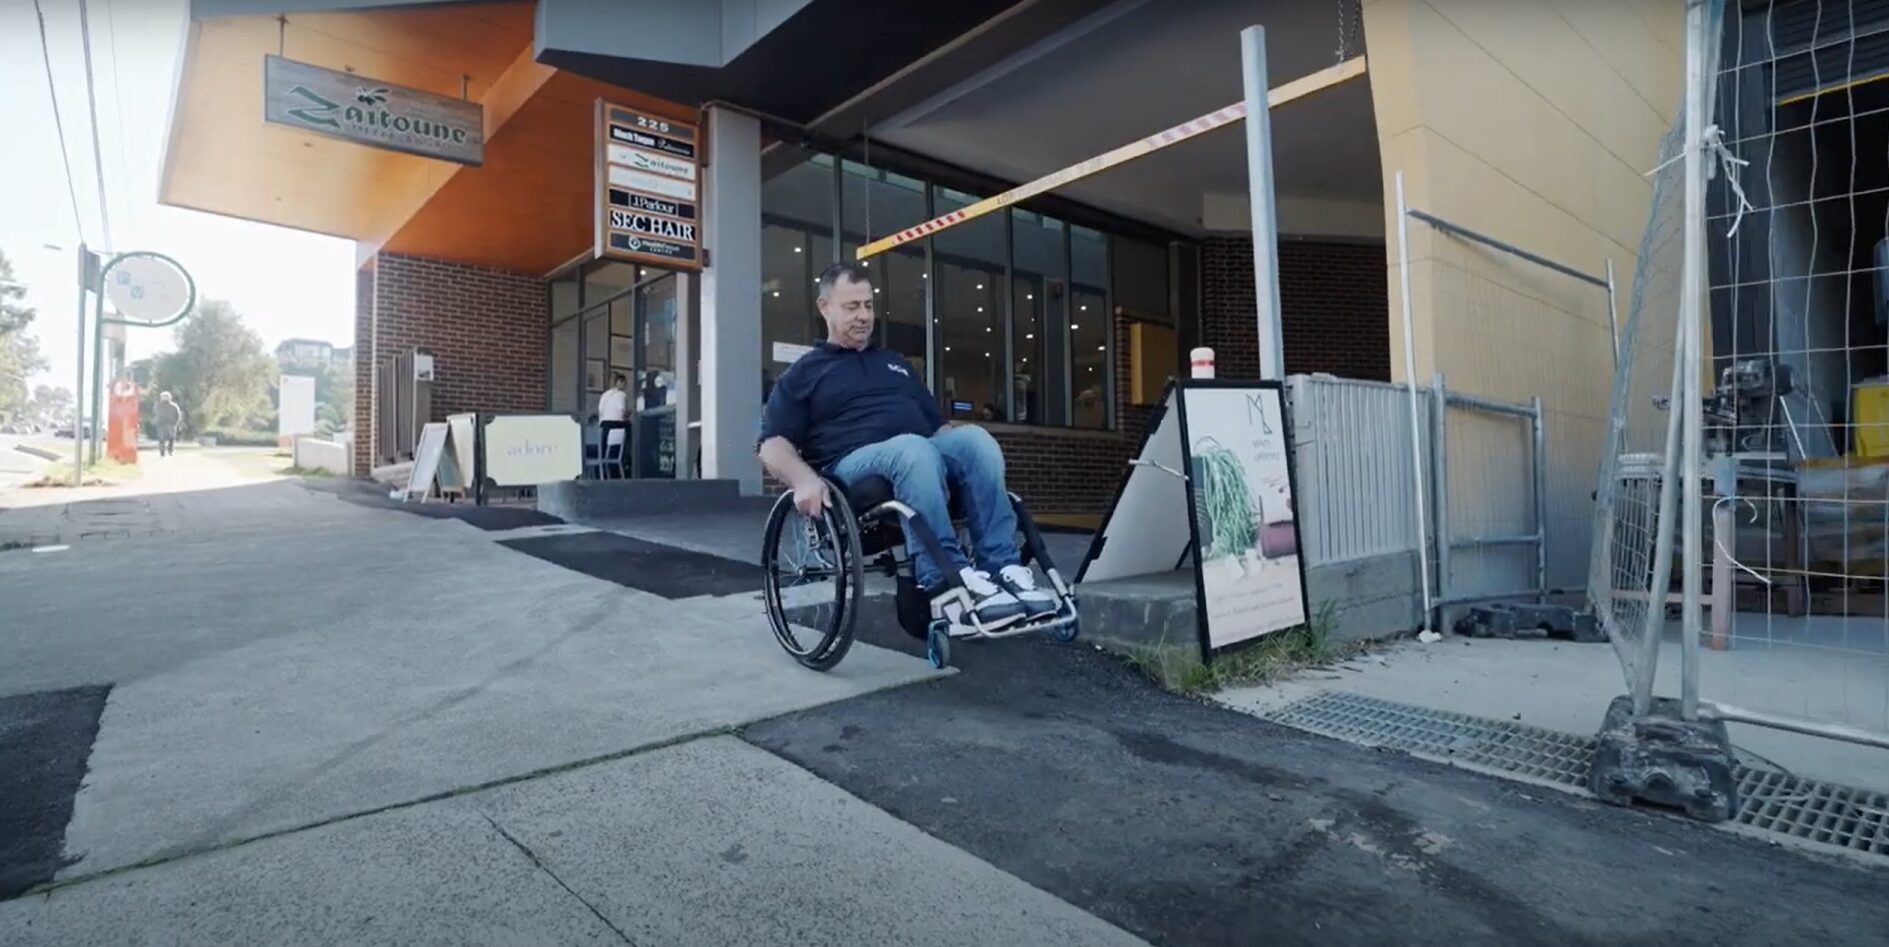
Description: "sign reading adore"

(264, 55), (484, 166)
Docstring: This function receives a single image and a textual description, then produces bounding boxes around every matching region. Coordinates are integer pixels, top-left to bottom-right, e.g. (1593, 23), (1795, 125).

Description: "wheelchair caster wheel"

(1052, 614), (1080, 644)
(925, 622), (951, 669)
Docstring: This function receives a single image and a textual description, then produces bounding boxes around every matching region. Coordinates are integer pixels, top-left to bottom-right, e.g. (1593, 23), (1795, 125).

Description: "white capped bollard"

(1190, 347), (1216, 379)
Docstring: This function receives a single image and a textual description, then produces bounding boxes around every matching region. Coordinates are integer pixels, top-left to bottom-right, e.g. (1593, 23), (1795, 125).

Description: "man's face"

(818, 275), (875, 349)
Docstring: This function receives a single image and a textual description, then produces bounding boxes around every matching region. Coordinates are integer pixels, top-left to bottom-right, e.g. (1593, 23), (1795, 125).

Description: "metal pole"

(72, 244), (89, 486)
(1394, 171), (1435, 632)
(1403, 209), (1609, 289)
(1431, 373), (1451, 630)
(1633, 256), (1692, 716)
(1709, 453), (1734, 650)
(1604, 259), (1621, 370)
(1240, 24), (1285, 381)
(88, 281), (106, 465)
(1531, 395), (1549, 604)
(1679, 0), (1708, 721)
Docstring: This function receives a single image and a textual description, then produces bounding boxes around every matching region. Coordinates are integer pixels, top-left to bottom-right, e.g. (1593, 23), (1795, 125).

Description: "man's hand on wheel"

(793, 477), (831, 518)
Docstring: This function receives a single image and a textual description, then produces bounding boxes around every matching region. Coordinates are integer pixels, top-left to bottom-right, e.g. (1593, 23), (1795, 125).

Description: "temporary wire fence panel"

(1437, 389), (1546, 609)
(1697, 0), (1889, 744)
(1594, 0), (1889, 749)
(1589, 112), (1689, 696)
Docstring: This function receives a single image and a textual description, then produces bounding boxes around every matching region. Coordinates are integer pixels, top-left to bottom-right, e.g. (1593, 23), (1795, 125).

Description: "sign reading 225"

(635, 116), (672, 135)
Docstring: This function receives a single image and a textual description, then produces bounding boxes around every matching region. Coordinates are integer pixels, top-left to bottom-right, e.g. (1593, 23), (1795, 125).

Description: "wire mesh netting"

(1593, 0), (1889, 746)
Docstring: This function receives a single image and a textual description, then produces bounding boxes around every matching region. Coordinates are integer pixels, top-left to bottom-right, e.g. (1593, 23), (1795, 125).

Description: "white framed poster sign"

(1178, 382), (1307, 653)
(1076, 380), (1310, 662)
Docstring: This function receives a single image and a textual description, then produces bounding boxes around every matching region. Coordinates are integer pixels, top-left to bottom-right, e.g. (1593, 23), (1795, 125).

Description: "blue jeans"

(830, 426), (1019, 591)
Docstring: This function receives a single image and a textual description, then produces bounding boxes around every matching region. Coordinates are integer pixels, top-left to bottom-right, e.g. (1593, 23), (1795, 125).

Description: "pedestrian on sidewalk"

(155, 391), (184, 457)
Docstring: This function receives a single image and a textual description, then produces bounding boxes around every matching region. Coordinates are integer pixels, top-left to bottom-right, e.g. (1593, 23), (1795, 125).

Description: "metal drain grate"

(1264, 691), (1889, 859)
(1265, 691), (1593, 788)
(1735, 768), (1889, 857)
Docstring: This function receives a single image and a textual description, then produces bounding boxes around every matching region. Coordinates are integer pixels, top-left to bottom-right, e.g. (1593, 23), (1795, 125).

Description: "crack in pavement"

(478, 810), (641, 946)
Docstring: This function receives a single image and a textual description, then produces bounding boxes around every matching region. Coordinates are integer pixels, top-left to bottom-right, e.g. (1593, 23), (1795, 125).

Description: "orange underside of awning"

(160, 0), (695, 276)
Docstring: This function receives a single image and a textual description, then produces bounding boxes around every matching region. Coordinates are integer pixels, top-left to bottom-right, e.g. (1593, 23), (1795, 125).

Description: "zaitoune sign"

(263, 55), (485, 166)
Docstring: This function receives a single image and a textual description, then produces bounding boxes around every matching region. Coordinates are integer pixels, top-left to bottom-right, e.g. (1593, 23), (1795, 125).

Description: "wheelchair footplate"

(918, 568), (1082, 670)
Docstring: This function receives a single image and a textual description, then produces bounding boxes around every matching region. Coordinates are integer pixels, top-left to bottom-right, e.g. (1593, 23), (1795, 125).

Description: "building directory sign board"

(262, 55), (484, 166)
(596, 101), (702, 270)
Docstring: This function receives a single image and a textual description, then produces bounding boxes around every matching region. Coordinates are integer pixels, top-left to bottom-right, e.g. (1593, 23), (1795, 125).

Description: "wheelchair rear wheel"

(760, 484), (863, 671)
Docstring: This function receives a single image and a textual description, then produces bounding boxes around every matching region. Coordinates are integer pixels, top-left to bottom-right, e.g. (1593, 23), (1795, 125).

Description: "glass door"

(631, 275), (679, 479)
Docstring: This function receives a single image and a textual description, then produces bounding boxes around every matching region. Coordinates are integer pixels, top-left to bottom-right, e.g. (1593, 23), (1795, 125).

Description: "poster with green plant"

(1182, 386), (1305, 650)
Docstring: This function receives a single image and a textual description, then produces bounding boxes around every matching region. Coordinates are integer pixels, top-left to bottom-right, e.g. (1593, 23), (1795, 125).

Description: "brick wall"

(351, 262), (376, 475)
(1200, 237), (1391, 382)
(352, 253), (547, 472)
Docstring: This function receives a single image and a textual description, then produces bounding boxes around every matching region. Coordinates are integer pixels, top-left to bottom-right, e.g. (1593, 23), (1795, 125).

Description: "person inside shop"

(596, 373), (629, 473)
(757, 261), (1056, 636)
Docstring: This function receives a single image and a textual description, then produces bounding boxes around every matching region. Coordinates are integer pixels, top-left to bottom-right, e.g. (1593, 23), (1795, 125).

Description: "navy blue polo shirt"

(759, 342), (944, 470)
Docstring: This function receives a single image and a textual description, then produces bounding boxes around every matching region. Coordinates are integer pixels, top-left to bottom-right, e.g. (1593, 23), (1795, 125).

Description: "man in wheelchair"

(756, 262), (1057, 637)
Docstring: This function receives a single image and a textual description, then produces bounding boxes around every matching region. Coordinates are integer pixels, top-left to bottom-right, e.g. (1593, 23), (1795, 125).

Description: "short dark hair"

(816, 261), (872, 299)
(612, 373), (627, 385)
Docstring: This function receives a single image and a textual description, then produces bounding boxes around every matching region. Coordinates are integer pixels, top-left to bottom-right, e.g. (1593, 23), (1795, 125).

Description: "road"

(0, 435), (58, 494)
(0, 458), (1883, 945)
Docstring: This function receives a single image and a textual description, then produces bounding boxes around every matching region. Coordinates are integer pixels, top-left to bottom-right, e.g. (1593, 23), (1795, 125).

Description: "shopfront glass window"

(762, 148), (834, 387)
(842, 161), (928, 380)
(551, 271), (580, 324)
(1070, 225), (1110, 429)
(1011, 210), (1068, 426)
(933, 187), (1006, 421)
(586, 260), (640, 310)
(1111, 236), (1170, 322)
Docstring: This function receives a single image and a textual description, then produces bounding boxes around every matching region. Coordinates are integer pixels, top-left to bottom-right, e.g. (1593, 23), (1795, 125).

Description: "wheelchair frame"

(760, 474), (1080, 671)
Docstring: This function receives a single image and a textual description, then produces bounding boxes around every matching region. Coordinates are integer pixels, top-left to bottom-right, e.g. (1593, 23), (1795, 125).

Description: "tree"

(0, 251), (36, 337)
(149, 299), (274, 431)
(0, 330), (47, 424)
(28, 384), (72, 427)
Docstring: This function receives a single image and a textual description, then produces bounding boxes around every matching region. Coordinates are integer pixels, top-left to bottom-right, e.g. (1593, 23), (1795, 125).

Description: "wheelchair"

(760, 473), (1081, 671)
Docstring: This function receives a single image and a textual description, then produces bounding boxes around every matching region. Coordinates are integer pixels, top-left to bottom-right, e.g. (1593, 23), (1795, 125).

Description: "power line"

(77, 0), (115, 251)
(31, 0), (88, 244)
(105, 0), (133, 240)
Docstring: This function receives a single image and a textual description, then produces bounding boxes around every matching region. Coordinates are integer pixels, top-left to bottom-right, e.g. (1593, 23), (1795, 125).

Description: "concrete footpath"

(0, 457), (1146, 945)
(1, 456), (1884, 945)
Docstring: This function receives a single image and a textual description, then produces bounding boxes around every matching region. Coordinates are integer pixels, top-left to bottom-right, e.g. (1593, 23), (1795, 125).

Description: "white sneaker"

(997, 565), (1058, 618)
(931, 568), (1028, 636)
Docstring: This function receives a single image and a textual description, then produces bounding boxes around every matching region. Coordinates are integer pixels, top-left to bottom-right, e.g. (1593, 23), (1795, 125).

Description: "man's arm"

(758, 436), (820, 491)
(756, 368), (828, 514)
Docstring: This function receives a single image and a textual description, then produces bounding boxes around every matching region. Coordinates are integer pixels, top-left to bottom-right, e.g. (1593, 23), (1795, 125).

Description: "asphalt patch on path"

(741, 603), (1888, 947)
(499, 530), (764, 599)
(0, 685), (110, 900)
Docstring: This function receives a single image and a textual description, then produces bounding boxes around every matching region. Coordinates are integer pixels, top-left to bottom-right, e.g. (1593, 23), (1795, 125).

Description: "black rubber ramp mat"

(0, 684), (110, 900)
(740, 616), (1889, 947)
(499, 531), (764, 599)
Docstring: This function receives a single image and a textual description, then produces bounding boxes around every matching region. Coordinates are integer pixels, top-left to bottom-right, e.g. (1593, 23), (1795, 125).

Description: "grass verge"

(24, 459), (144, 488)
(1123, 601), (1363, 696)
